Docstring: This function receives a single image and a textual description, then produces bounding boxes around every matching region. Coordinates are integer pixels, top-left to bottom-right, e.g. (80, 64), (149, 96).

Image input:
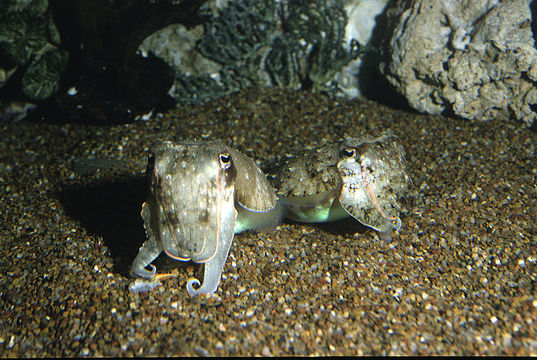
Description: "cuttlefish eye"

(340, 147), (355, 158)
(219, 152), (232, 169)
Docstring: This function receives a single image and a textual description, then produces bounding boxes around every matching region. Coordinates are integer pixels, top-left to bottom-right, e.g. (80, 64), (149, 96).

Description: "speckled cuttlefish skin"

(132, 140), (282, 296)
(272, 130), (412, 239)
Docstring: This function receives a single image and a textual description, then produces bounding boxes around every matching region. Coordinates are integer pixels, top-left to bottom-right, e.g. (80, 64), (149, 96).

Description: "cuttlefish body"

(132, 140), (280, 296)
(273, 130), (411, 238)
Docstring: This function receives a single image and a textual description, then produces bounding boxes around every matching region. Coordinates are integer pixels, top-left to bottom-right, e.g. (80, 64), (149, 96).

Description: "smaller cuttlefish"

(272, 130), (412, 239)
(132, 140), (282, 296)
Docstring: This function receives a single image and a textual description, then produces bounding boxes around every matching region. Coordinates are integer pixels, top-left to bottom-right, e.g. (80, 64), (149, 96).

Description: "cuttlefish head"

(336, 131), (408, 235)
(147, 140), (238, 295)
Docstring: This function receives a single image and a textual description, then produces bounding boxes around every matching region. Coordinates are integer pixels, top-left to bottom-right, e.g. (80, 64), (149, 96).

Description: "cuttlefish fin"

(235, 198), (287, 234)
(230, 148), (278, 212)
(279, 187), (347, 223)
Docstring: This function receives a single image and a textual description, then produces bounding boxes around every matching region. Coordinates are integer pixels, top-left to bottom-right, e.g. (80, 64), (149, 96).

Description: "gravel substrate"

(1, 88), (536, 356)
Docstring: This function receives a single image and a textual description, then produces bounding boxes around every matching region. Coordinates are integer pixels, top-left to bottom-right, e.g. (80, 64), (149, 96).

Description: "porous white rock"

(380, 0), (537, 127)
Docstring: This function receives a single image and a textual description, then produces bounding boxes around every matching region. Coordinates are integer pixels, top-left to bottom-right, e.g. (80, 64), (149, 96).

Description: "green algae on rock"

(173, 0), (362, 103)
(0, 0), (68, 101)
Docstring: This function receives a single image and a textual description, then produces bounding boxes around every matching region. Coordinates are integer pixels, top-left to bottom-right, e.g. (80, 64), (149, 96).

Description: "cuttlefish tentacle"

(186, 223), (234, 296)
(132, 243), (159, 278)
(360, 162), (400, 226)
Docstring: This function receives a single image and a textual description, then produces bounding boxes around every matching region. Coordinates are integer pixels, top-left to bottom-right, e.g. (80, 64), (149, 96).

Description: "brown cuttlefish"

(272, 130), (412, 240)
(132, 140), (282, 296)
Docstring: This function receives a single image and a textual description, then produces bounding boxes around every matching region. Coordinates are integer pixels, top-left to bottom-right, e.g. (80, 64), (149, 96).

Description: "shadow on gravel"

(285, 216), (370, 237)
(58, 177), (382, 276)
(58, 177), (147, 276)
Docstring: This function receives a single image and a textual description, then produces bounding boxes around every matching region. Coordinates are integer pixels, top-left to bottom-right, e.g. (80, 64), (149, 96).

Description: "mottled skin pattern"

(272, 130), (411, 238)
(132, 140), (281, 296)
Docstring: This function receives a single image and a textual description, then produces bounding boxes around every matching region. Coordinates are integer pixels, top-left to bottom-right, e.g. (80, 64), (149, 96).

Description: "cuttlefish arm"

(131, 201), (177, 292)
(186, 204), (237, 296)
(132, 201), (164, 278)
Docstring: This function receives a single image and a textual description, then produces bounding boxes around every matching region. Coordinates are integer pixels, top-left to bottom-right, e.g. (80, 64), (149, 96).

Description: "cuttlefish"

(272, 130), (412, 239)
(132, 140), (281, 296)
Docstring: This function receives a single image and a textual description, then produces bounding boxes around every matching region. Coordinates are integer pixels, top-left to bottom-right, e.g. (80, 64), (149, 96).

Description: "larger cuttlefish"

(272, 130), (412, 239)
(132, 140), (281, 296)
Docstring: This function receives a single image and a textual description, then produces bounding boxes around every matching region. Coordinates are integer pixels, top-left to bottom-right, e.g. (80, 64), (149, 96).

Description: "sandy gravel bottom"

(1, 88), (536, 356)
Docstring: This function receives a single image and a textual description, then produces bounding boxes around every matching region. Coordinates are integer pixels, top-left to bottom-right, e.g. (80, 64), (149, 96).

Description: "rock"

(334, 0), (390, 98)
(0, 100), (36, 122)
(0, 0), (68, 102)
(380, 0), (537, 127)
(140, 0), (388, 103)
